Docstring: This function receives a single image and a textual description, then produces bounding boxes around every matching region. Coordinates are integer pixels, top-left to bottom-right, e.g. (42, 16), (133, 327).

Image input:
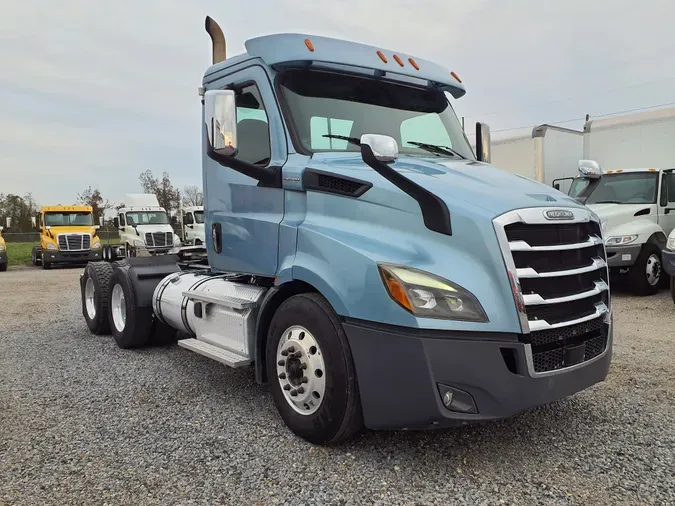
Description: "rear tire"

(628, 243), (662, 296)
(81, 262), (114, 335)
(108, 266), (153, 349)
(32, 247), (42, 266)
(670, 276), (675, 304)
(266, 293), (363, 445)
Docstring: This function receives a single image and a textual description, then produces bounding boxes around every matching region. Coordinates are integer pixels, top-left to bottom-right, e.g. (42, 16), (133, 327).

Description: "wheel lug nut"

(297, 387), (305, 394)
(301, 377), (308, 384)
(278, 360), (285, 366)
(283, 384), (291, 391)
(281, 350), (288, 357)
(290, 390), (298, 397)
(301, 363), (307, 370)
(288, 346), (295, 353)
(278, 373), (286, 379)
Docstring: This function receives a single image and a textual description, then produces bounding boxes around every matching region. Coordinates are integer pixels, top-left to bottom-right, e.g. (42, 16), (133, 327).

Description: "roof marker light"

(408, 58), (420, 70)
(304, 38), (314, 52)
(649, 168), (657, 171)
(451, 71), (462, 83)
(393, 54), (404, 67)
(615, 169), (623, 173)
(377, 50), (388, 63)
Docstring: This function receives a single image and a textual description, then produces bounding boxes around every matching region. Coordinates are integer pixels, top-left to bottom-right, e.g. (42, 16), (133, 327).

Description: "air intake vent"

(303, 169), (372, 198)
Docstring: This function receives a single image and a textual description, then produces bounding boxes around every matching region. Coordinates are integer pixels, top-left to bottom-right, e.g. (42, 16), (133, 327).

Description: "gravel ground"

(1, 266), (674, 506)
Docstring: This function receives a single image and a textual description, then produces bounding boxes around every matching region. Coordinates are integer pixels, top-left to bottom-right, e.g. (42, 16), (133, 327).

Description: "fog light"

(437, 384), (478, 414)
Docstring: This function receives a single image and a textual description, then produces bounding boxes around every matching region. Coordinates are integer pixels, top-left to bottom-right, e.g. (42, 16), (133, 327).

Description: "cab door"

(203, 65), (288, 276)
(658, 170), (675, 236)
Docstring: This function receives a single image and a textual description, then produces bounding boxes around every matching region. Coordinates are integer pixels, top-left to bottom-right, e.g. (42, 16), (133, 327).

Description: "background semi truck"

(0, 217), (11, 272)
(552, 107), (675, 295)
(79, 17), (613, 445)
(181, 205), (205, 245)
(31, 205), (102, 269)
(105, 194), (182, 260)
(473, 124), (583, 193)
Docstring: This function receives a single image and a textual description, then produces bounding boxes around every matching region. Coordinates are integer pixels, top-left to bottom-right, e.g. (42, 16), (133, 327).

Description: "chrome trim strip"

(517, 257), (607, 279)
(509, 235), (603, 252)
(527, 302), (608, 332)
(524, 313), (612, 378)
(523, 281), (608, 305)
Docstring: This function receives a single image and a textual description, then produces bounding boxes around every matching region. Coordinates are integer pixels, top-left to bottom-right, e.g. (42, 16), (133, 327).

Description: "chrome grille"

(494, 207), (610, 374)
(57, 233), (91, 251)
(144, 232), (172, 248)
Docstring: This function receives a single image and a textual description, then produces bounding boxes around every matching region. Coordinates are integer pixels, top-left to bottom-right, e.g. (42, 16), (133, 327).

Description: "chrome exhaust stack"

(205, 16), (226, 64)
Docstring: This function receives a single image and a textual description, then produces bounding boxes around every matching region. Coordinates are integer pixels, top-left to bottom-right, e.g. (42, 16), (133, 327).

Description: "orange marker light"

(304, 38), (314, 52)
(408, 57), (420, 70)
(377, 50), (388, 63)
(451, 71), (462, 83)
(606, 170), (613, 174)
(649, 168), (657, 171)
(393, 54), (404, 67)
(615, 169), (623, 173)
(381, 271), (412, 311)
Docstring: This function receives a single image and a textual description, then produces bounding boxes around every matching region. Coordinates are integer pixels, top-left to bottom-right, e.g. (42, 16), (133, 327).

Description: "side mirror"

(31, 216), (37, 229)
(171, 216), (178, 226)
(5, 217), (11, 229)
(578, 159), (602, 179)
(99, 217), (104, 227)
(204, 89), (238, 157)
(113, 217), (120, 229)
(553, 183), (560, 191)
(360, 134), (398, 163)
(475, 122), (491, 163)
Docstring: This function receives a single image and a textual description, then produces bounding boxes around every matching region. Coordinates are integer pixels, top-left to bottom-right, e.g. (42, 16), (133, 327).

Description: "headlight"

(92, 240), (101, 249)
(134, 239), (145, 247)
(667, 237), (675, 250)
(46, 242), (57, 251)
(0, 243), (5, 251)
(378, 263), (488, 322)
(605, 235), (638, 246)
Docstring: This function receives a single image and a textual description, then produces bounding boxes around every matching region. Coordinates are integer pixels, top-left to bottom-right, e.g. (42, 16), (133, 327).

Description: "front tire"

(266, 293), (363, 445)
(41, 252), (51, 270)
(0, 263), (6, 272)
(81, 262), (114, 334)
(628, 243), (662, 296)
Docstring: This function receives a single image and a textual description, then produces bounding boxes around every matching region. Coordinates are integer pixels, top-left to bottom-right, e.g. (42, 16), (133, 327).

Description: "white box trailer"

(484, 124), (583, 192)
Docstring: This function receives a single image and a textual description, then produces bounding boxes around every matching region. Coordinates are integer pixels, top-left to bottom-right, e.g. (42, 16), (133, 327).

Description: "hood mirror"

(360, 134), (398, 163)
(475, 122), (491, 163)
(578, 159), (602, 179)
(31, 216), (37, 229)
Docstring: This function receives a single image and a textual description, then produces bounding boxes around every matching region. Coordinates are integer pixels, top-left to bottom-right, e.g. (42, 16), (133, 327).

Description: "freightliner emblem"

(544, 209), (574, 220)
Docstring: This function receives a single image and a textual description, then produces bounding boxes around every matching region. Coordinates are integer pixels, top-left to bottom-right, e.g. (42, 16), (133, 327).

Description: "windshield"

(278, 69), (475, 160)
(125, 211), (169, 226)
(569, 173), (659, 204)
(44, 212), (93, 227)
(194, 211), (205, 224)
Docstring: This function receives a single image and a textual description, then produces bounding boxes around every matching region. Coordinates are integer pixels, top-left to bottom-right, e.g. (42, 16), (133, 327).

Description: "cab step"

(177, 338), (252, 368)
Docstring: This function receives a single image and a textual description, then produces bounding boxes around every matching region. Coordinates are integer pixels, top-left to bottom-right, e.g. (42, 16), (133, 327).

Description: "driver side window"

(233, 84), (271, 166)
(662, 172), (675, 206)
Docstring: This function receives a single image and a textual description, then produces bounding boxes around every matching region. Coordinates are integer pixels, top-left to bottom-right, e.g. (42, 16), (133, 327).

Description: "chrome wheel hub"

(85, 278), (96, 320)
(646, 254), (661, 286)
(111, 284), (126, 332)
(276, 326), (326, 415)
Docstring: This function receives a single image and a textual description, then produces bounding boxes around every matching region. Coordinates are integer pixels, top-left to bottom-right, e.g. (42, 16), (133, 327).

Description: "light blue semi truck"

(79, 16), (613, 445)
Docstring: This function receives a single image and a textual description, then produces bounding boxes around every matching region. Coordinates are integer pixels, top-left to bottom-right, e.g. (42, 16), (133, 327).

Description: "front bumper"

(605, 244), (642, 267)
(42, 249), (101, 264)
(343, 319), (612, 430)
(0, 250), (7, 265)
(663, 249), (675, 276)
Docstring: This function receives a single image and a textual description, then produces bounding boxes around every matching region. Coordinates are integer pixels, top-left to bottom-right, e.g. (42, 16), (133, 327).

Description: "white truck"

(181, 206), (205, 245)
(106, 194), (181, 259)
(479, 124), (583, 192)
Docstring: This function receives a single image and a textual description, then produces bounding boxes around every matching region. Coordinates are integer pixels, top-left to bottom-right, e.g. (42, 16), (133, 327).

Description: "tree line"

(0, 171), (203, 232)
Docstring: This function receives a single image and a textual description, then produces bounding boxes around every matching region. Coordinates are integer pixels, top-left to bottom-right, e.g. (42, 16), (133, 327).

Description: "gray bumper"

(663, 249), (675, 277)
(43, 250), (102, 264)
(343, 320), (612, 430)
(606, 244), (642, 267)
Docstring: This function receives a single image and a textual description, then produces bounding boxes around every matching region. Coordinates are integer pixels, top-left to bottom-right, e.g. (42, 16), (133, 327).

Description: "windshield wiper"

(407, 141), (467, 160)
(593, 200), (623, 204)
(322, 134), (361, 146)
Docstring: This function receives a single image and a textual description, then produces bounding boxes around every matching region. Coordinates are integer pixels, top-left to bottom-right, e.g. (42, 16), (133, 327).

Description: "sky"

(1, 0), (673, 207)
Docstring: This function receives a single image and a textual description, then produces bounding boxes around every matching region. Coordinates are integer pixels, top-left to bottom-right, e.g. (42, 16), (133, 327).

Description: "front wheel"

(266, 293), (363, 445)
(628, 243), (662, 296)
(41, 252), (51, 270)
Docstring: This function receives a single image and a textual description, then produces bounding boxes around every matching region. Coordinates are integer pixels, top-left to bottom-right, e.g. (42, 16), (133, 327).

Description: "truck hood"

(46, 226), (97, 236)
(131, 224), (174, 234)
(308, 153), (586, 216)
(586, 203), (657, 236)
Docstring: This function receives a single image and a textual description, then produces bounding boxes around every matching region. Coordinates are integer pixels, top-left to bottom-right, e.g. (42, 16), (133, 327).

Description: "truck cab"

(0, 217), (11, 272)
(31, 206), (102, 269)
(79, 17), (613, 445)
(565, 162), (674, 295)
(113, 194), (181, 257)
(182, 206), (205, 245)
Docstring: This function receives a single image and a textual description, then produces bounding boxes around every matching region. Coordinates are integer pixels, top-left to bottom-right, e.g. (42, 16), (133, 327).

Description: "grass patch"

(6, 242), (37, 266)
